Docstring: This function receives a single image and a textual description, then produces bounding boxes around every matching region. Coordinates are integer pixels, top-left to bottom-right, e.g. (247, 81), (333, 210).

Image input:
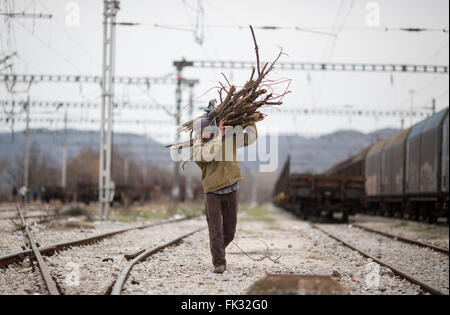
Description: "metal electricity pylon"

(172, 60), (198, 200)
(99, 0), (120, 221)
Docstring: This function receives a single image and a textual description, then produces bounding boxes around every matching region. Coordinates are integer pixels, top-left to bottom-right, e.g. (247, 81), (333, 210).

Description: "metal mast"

(62, 109), (67, 188)
(99, 0), (119, 221)
(172, 60), (194, 200)
(172, 68), (182, 199)
(23, 96), (30, 192)
(185, 82), (195, 200)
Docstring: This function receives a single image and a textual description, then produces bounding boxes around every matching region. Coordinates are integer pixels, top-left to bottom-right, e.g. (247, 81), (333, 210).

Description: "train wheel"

(411, 210), (419, 221)
(427, 216), (437, 224)
(303, 210), (309, 221)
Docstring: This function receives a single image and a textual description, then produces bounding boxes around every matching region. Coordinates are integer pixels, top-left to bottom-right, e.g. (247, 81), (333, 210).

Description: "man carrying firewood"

(192, 112), (257, 274)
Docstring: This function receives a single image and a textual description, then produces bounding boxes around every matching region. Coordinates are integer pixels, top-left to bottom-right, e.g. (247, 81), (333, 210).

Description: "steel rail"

(0, 213), (65, 221)
(110, 227), (206, 295)
(353, 224), (449, 255)
(0, 207), (18, 212)
(15, 203), (60, 295)
(0, 214), (202, 268)
(312, 224), (448, 296)
(0, 205), (61, 213)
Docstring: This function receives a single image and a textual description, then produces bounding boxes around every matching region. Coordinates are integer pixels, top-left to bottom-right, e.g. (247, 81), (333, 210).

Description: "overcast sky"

(0, 0), (448, 143)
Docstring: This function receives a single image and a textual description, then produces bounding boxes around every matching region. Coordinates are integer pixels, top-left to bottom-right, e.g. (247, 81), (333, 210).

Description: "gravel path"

(317, 224), (449, 294)
(1, 205), (438, 295)
(122, 207), (423, 295)
(351, 215), (449, 250)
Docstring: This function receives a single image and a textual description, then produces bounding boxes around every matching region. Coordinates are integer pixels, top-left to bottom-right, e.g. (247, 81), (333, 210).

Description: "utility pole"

(23, 96), (30, 192)
(172, 69), (182, 199)
(172, 60), (194, 200)
(185, 82), (195, 201)
(99, 0), (119, 221)
(409, 89), (415, 126)
(124, 157), (129, 185)
(61, 109), (67, 188)
(422, 98), (437, 117)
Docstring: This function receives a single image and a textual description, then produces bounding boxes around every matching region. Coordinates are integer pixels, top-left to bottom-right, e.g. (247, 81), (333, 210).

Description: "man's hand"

(219, 119), (226, 138)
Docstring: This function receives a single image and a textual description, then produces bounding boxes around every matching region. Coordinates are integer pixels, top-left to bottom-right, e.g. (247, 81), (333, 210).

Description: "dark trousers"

(205, 190), (238, 267)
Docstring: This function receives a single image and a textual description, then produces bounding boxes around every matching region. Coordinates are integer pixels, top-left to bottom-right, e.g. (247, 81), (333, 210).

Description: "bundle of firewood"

(167, 26), (290, 150)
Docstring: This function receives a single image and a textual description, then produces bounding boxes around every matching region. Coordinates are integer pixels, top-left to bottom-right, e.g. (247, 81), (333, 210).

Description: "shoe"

(213, 265), (226, 274)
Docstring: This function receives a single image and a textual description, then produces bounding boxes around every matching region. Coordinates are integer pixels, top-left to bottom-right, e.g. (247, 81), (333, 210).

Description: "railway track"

(15, 203), (60, 295)
(352, 224), (449, 255)
(312, 224), (449, 295)
(109, 227), (206, 295)
(0, 213), (65, 222)
(0, 204), (61, 213)
(1, 205), (203, 295)
(0, 213), (202, 268)
(0, 204), (77, 225)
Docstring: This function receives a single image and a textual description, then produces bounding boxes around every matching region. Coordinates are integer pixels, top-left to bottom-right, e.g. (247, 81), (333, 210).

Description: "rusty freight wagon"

(405, 107), (449, 222)
(364, 127), (413, 216)
(322, 107), (449, 223)
(273, 156), (365, 222)
(324, 147), (370, 178)
(381, 127), (413, 213)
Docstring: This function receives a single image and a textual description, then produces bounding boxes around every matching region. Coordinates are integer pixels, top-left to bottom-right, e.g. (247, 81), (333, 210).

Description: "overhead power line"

(0, 116), (173, 125)
(262, 107), (432, 118)
(36, 0), (99, 66)
(0, 52), (16, 65)
(0, 100), (433, 118)
(145, 23), (449, 34)
(0, 12), (53, 19)
(1, 59), (446, 90)
(0, 73), (199, 86)
(13, 19), (85, 73)
(0, 100), (175, 110)
(180, 60), (449, 74)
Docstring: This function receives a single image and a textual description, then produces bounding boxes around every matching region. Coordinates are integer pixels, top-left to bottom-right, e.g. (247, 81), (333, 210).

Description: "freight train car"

(405, 108), (449, 222)
(273, 157), (365, 222)
(365, 127), (412, 216)
(324, 147), (370, 177)
(274, 107), (449, 223)
(41, 186), (67, 203)
(342, 108), (448, 222)
(442, 113), (449, 209)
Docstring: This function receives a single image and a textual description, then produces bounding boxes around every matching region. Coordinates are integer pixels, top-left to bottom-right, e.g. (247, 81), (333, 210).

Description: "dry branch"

(232, 239), (281, 264)
(167, 25), (291, 150)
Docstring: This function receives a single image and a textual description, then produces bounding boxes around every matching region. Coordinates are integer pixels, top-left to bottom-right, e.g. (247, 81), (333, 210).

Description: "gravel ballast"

(317, 224), (449, 294)
(1, 205), (445, 295)
(121, 207), (424, 295)
(351, 215), (449, 250)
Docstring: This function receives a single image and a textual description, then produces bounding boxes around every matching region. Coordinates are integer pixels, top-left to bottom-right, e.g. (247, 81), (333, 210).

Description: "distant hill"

(0, 127), (399, 193)
(0, 129), (171, 192)
(0, 129), (170, 166)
